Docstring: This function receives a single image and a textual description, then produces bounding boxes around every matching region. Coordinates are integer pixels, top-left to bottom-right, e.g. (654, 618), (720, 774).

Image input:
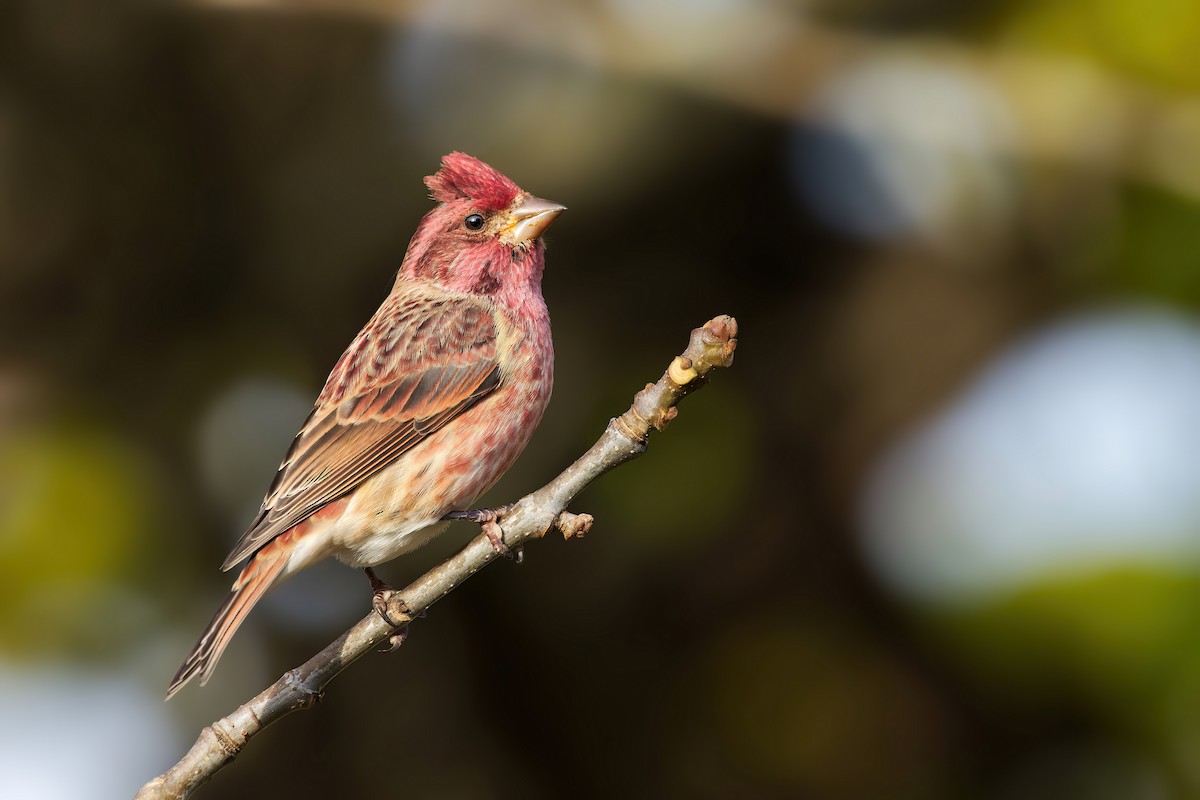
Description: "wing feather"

(221, 293), (502, 570)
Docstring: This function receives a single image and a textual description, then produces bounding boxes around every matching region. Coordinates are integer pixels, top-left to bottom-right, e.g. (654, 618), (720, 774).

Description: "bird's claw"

(444, 503), (519, 560)
(371, 591), (412, 629)
(379, 626), (409, 653)
(365, 567), (411, 629)
(443, 503), (515, 525)
(482, 519), (511, 558)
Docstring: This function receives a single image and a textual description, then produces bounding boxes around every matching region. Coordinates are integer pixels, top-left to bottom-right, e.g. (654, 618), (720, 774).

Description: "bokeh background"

(5, 0), (1200, 797)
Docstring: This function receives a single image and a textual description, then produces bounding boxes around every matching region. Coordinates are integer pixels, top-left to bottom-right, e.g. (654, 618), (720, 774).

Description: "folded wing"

(221, 294), (501, 570)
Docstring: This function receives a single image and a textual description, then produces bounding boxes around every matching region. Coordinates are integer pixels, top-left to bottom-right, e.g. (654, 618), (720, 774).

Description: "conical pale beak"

(507, 195), (566, 243)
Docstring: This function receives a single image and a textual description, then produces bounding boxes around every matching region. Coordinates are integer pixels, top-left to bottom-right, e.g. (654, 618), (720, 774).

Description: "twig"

(136, 315), (738, 800)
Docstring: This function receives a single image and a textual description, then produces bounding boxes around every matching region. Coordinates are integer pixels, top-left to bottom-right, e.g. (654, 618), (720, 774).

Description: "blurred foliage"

(925, 569), (1200, 793)
(0, 418), (160, 656)
(1007, 0), (1200, 90)
(1113, 185), (1200, 304)
(930, 570), (1200, 709)
(3, 0), (1200, 798)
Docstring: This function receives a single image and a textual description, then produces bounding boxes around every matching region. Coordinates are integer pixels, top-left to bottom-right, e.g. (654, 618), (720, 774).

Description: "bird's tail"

(166, 544), (290, 700)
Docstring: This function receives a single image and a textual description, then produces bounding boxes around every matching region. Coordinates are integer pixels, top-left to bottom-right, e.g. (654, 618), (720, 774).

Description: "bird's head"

(397, 152), (565, 309)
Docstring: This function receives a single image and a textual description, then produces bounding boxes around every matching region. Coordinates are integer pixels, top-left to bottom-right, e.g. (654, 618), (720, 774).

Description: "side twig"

(136, 315), (738, 800)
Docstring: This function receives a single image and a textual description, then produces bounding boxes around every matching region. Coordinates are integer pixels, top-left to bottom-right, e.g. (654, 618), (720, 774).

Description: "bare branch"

(136, 315), (738, 800)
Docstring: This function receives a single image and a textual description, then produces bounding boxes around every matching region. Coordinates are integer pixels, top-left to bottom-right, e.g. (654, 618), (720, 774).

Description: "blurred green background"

(5, 0), (1200, 797)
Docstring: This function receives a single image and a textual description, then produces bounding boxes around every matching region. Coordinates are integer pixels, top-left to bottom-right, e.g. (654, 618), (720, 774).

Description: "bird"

(167, 152), (563, 698)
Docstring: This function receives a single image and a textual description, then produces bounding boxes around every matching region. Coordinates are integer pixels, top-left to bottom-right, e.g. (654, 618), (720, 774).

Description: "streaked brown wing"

(220, 294), (501, 570)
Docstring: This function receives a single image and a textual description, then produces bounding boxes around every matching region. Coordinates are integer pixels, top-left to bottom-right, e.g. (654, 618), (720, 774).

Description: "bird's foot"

(364, 567), (411, 635)
(443, 503), (521, 561)
(380, 626), (409, 652)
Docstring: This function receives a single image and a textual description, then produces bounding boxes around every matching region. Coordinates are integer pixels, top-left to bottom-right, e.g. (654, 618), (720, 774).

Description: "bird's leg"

(443, 503), (520, 561)
(364, 567), (410, 650)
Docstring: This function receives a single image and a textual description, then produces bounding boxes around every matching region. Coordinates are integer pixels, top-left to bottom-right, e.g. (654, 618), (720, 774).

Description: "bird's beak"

(506, 195), (566, 243)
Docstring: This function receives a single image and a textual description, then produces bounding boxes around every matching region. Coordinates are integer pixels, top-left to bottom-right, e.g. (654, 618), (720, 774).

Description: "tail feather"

(166, 547), (289, 700)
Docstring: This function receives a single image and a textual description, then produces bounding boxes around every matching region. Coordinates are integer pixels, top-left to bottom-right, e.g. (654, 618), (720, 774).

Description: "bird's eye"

(464, 213), (485, 231)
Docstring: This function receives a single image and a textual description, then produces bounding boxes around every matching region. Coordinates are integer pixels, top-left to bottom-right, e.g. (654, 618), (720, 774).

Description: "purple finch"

(168, 153), (562, 698)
